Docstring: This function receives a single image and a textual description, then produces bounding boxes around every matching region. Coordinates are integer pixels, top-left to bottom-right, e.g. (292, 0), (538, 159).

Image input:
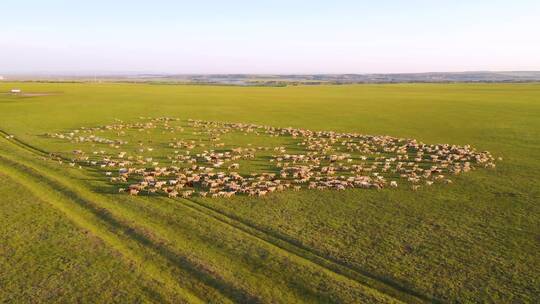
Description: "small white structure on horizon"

(10, 88), (21, 94)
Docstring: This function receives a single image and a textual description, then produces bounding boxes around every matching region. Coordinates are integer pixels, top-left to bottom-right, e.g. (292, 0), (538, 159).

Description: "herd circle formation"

(46, 117), (498, 198)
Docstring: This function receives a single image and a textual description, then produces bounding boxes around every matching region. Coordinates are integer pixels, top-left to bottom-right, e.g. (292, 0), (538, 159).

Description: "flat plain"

(0, 82), (539, 303)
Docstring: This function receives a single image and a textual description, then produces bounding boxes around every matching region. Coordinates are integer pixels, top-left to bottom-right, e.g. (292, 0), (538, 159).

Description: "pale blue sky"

(1, 0), (539, 74)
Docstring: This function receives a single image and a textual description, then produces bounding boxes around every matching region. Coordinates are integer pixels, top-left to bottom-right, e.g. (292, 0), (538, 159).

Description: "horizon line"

(2, 70), (540, 76)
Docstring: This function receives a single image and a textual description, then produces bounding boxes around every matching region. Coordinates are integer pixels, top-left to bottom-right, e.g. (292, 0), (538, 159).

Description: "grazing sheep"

(51, 117), (497, 199)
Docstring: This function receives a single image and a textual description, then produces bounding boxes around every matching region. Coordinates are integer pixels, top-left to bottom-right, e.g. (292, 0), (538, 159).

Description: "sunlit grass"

(1, 82), (539, 303)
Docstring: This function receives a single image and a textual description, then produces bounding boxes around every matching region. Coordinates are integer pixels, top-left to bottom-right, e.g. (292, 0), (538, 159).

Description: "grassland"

(0, 82), (539, 303)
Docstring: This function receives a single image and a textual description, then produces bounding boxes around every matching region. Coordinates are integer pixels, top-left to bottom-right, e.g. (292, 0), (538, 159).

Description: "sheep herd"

(46, 117), (498, 199)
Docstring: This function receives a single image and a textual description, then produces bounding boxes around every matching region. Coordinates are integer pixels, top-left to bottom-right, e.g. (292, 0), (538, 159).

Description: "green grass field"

(1, 82), (539, 303)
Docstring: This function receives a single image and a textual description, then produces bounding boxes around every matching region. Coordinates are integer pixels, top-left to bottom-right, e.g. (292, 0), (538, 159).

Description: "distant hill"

(2, 71), (540, 85)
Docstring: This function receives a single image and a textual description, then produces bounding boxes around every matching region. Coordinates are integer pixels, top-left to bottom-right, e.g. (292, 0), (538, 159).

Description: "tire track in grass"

(0, 154), (244, 304)
(0, 160), (200, 304)
(116, 194), (398, 304)
(0, 173), (169, 304)
(0, 129), (56, 159)
(0, 130), (438, 304)
(175, 197), (440, 304)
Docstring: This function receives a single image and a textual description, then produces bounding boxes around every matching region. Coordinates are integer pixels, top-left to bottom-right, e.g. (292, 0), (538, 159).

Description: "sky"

(1, 0), (539, 74)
